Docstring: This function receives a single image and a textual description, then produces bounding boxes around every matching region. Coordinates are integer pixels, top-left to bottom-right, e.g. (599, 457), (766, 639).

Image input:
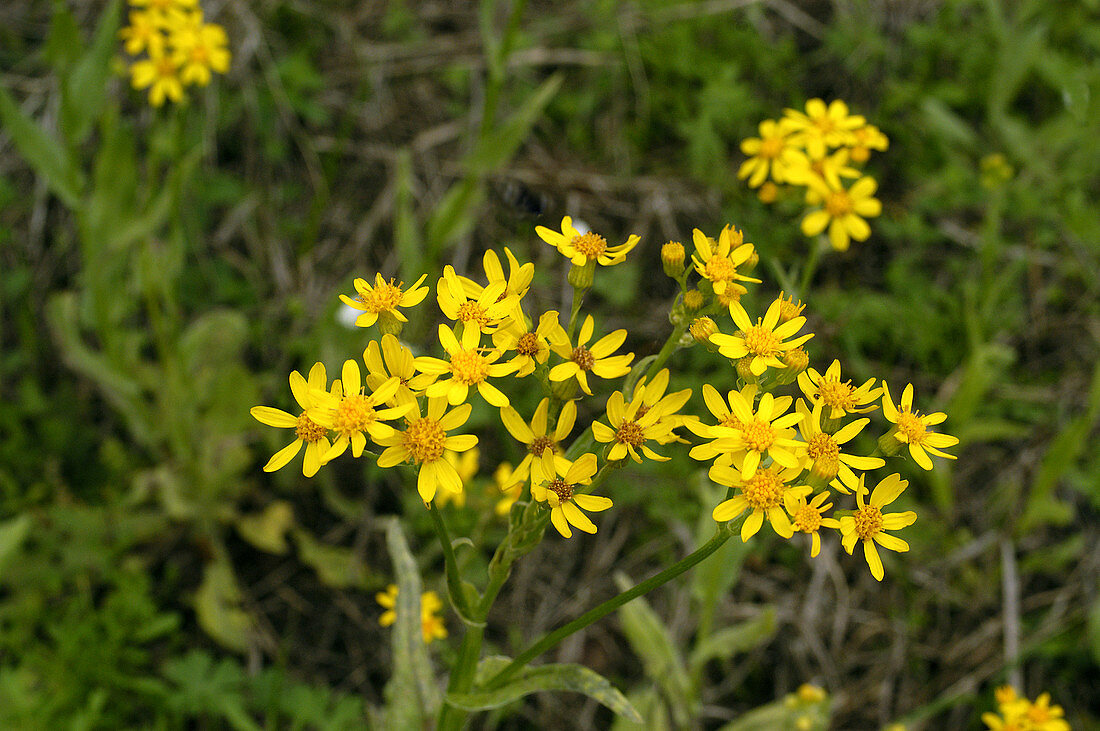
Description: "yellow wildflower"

(800, 175), (882, 252)
(498, 398), (575, 490)
(129, 0), (198, 11)
(339, 273), (430, 330)
(375, 396), (478, 503)
(414, 324), (518, 407)
(492, 311), (559, 377)
(714, 390), (806, 480)
(788, 149), (862, 193)
(435, 447), (479, 508)
(170, 18), (231, 87)
(532, 453), (612, 539)
(784, 98), (866, 159)
(737, 118), (808, 187)
(536, 216), (640, 267)
(363, 334), (437, 406)
(249, 362), (332, 478)
(797, 399), (884, 484)
(837, 472), (917, 581)
(711, 299), (813, 376)
(690, 225), (760, 297)
(881, 383), (959, 470)
(797, 360), (881, 420)
(454, 248), (535, 305)
(686, 384), (792, 464)
(591, 387), (681, 463)
(436, 265), (520, 336)
(307, 362), (410, 461)
(711, 464), (811, 542)
(546, 315), (634, 396)
(376, 585), (448, 643)
(129, 47), (184, 107)
(119, 11), (167, 56)
(628, 369), (697, 444)
(493, 462), (522, 516)
(849, 123), (889, 164)
(784, 490), (841, 557)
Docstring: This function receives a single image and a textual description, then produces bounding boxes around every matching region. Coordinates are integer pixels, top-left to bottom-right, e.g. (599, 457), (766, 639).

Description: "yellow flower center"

(332, 394), (378, 436)
(813, 115), (837, 136)
(360, 279), (405, 313)
(156, 56), (177, 78)
(614, 420), (646, 448)
(404, 417), (446, 464)
(743, 324), (780, 356)
(850, 146), (870, 163)
(515, 332), (541, 357)
(450, 349), (489, 385)
(571, 233), (607, 259)
(456, 301), (489, 327)
(295, 412), (327, 442)
(741, 419), (775, 453)
(571, 345), (595, 371)
(547, 477), (573, 504)
(704, 255), (736, 283)
(895, 411), (927, 443)
(852, 504), (884, 540)
(806, 433), (839, 462)
(742, 468), (784, 510)
(528, 435), (556, 456)
(793, 503), (823, 533)
(817, 379), (856, 410)
(189, 44), (209, 64)
(824, 190), (853, 217)
(1027, 705), (1053, 723)
(760, 135), (784, 159)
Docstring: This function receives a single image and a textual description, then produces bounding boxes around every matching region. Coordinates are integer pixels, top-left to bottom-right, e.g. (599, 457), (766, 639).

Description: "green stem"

(796, 236), (824, 300)
(566, 285), (586, 339)
(427, 503), (473, 620)
(484, 519), (740, 690)
(644, 318), (690, 382)
(437, 623), (486, 730)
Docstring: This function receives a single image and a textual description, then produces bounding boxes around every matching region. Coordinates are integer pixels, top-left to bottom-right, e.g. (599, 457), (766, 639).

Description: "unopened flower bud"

(757, 181), (779, 204)
(683, 289), (705, 311)
(567, 260), (596, 290)
(796, 684), (827, 704)
(742, 247), (759, 273)
(775, 347), (809, 384)
(775, 291), (806, 323)
(551, 375), (578, 402)
(809, 455), (839, 484)
(377, 311), (405, 337)
(736, 355), (757, 383)
(877, 430), (903, 457)
(661, 241), (685, 277)
(689, 316), (717, 344)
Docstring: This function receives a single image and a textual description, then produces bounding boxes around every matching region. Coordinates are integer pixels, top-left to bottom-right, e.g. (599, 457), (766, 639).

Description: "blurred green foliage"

(1, 0), (1097, 727)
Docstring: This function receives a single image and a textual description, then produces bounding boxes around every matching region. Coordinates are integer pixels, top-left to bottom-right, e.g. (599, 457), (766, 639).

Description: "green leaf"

(0, 514), (32, 578)
(194, 559), (254, 653)
(235, 501), (295, 555)
(292, 529), (373, 589)
(919, 96), (977, 149)
(0, 84), (84, 207)
(393, 147), (423, 283)
(382, 520), (439, 728)
(466, 74), (562, 175)
(45, 3), (83, 74)
(690, 607), (777, 671)
(60, 0), (122, 145)
(613, 571), (695, 726)
(447, 662), (642, 722)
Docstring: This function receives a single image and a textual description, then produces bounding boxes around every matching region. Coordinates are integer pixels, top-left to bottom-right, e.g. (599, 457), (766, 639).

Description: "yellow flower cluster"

(982, 685), (1071, 731)
(375, 585), (448, 644)
(739, 99), (888, 251)
(119, 0), (230, 107)
(252, 214), (958, 581)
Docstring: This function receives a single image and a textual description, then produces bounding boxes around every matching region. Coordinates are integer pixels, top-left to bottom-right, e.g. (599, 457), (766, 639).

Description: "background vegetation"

(1, 0), (1098, 728)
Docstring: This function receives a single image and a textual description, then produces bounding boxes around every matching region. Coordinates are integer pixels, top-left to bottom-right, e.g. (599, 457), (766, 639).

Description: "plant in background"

(982, 685), (1071, 731)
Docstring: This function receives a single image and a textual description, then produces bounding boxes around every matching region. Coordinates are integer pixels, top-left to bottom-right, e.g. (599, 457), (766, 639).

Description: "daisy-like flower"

(339, 273), (430, 331)
(532, 453), (612, 538)
(435, 447), (479, 508)
(250, 363), (333, 477)
(737, 119), (809, 187)
(170, 18), (231, 87)
(982, 689), (1070, 731)
(628, 369), (697, 444)
(493, 461), (522, 517)
(546, 315), (634, 396)
(797, 399), (885, 484)
(436, 266), (520, 336)
(687, 383), (778, 462)
(363, 334), (437, 406)
(376, 585), (448, 643)
(492, 310), (559, 377)
(119, 10), (167, 56)
(800, 175), (882, 252)
(848, 123), (889, 164)
(785, 490), (841, 557)
(798, 360), (881, 421)
(711, 299), (814, 377)
(716, 391), (806, 480)
(414, 324), (518, 407)
(536, 216), (640, 267)
(783, 98), (866, 159)
(375, 396), (478, 503)
(498, 398), (575, 489)
(881, 383), (959, 470)
(129, 47), (185, 107)
(455, 248), (535, 305)
(689, 225), (761, 297)
(786, 149), (861, 192)
(591, 389), (677, 463)
(837, 472), (917, 581)
(307, 362), (410, 462)
(711, 464), (812, 542)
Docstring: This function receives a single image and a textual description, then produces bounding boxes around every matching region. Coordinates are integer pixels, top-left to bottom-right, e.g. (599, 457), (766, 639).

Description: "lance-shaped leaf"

(689, 606), (776, 672)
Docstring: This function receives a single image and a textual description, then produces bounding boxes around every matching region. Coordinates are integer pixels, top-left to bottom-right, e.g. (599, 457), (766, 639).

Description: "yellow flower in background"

(307, 363), (410, 461)
(493, 462), (522, 516)
(849, 123), (889, 163)
(492, 310), (559, 377)
(415, 324), (518, 407)
(800, 175), (882, 252)
(129, 48), (184, 107)
(546, 315), (634, 396)
(435, 447), (479, 508)
(130, 0), (198, 10)
(171, 17), (231, 87)
(499, 398), (575, 489)
(711, 299), (813, 376)
(376, 585), (448, 643)
(436, 266), (520, 335)
(837, 472), (917, 581)
(784, 98), (866, 159)
(881, 383), (959, 470)
(363, 334), (437, 406)
(982, 687), (1070, 731)
(119, 10), (167, 56)
(798, 360), (881, 420)
(738, 118), (809, 187)
(796, 399), (884, 484)
(536, 216), (640, 267)
(532, 453), (612, 539)
(249, 362), (332, 478)
(785, 490), (841, 557)
(711, 463), (811, 542)
(375, 396), (478, 503)
(339, 273), (430, 330)
(787, 149), (861, 192)
(690, 225), (760, 297)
